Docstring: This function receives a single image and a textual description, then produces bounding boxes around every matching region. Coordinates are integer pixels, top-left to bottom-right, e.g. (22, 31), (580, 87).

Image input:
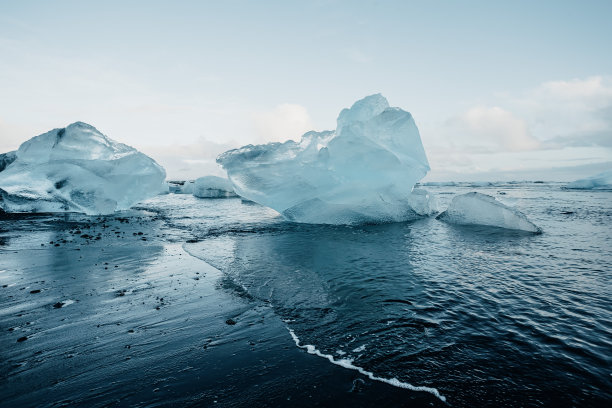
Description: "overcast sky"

(1, 0), (611, 180)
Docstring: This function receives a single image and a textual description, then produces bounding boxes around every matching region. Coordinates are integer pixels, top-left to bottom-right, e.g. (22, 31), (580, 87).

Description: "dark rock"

(53, 302), (64, 309)
(17, 336), (28, 342)
(225, 318), (237, 325)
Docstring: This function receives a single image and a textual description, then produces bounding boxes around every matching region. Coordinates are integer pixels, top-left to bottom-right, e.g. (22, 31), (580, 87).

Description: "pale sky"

(1, 0), (611, 181)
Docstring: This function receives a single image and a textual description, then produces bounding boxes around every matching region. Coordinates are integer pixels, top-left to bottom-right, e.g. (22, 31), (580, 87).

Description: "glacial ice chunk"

(566, 170), (612, 190)
(217, 94), (430, 224)
(407, 188), (439, 216)
(437, 192), (541, 233)
(0, 122), (166, 214)
(193, 176), (238, 198)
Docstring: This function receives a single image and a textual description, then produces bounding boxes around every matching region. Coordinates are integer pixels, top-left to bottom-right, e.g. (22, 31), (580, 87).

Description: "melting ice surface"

(193, 176), (238, 198)
(437, 192), (541, 233)
(218, 94), (431, 224)
(566, 170), (612, 190)
(0, 122), (166, 214)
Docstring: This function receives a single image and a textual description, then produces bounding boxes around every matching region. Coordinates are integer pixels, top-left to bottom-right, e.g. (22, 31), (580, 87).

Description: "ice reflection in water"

(182, 183), (612, 406)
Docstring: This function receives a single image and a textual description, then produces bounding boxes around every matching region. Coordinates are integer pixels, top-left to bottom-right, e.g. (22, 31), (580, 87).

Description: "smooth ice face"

(437, 192), (541, 233)
(0, 122), (166, 214)
(217, 94), (430, 224)
(193, 176), (238, 198)
(566, 170), (612, 190)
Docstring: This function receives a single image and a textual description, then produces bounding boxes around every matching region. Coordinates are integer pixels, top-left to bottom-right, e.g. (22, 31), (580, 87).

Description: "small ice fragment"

(437, 192), (541, 233)
(180, 181), (195, 194)
(407, 188), (439, 216)
(192, 176), (238, 198)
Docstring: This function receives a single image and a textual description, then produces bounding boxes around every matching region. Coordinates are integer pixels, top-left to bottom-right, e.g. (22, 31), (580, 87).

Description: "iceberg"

(436, 192), (541, 233)
(0, 122), (166, 214)
(566, 170), (612, 190)
(193, 176), (238, 198)
(217, 94), (430, 224)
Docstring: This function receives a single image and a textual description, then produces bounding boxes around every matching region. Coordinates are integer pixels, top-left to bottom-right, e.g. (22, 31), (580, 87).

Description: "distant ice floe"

(193, 176), (238, 198)
(180, 181), (195, 194)
(0, 122), (166, 214)
(566, 170), (612, 190)
(287, 328), (446, 402)
(437, 192), (541, 233)
(168, 176), (238, 198)
(218, 94), (431, 225)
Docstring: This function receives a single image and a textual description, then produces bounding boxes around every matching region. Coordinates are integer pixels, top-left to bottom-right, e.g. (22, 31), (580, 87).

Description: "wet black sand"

(0, 212), (442, 407)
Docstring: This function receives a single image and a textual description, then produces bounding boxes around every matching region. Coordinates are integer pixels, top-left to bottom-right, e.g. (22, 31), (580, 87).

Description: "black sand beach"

(0, 211), (443, 407)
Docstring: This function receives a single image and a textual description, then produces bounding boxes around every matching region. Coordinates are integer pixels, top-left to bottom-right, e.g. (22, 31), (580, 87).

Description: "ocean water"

(143, 182), (612, 406)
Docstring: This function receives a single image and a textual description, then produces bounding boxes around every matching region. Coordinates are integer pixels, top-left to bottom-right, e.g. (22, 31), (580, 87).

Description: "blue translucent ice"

(437, 192), (541, 233)
(218, 94), (431, 224)
(0, 122), (166, 214)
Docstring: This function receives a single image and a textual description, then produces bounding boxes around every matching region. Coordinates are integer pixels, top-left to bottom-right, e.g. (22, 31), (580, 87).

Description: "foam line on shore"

(287, 328), (447, 403)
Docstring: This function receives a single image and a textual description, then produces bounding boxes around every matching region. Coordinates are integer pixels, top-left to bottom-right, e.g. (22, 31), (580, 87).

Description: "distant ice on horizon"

(566, 170), (612, 190)
(193, 176), (238, 198)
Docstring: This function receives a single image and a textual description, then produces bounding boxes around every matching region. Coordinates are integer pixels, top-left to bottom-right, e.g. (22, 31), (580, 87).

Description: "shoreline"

(0, 211), (444, 407)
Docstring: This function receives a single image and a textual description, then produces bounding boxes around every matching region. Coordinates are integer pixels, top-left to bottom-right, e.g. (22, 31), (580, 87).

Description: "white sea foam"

(287, 328), (446, 402)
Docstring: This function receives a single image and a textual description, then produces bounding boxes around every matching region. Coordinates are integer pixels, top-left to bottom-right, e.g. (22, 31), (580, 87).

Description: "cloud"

(536, 76), (612, 101)
(0, 118), (36, 153)
(423, 76), (612, 179)
(251, 103), (314, 143)
(514, 76), (612, 145)
(138, 138), (236, 180)
(442, 106), (540, 153)
(345, 47), (371, 63)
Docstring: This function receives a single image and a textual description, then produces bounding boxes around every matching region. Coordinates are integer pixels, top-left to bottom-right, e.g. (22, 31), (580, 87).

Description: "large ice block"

(437, 192), (541, 233)
(0, 122), (166, 214)
(217, 94), (431, 224)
